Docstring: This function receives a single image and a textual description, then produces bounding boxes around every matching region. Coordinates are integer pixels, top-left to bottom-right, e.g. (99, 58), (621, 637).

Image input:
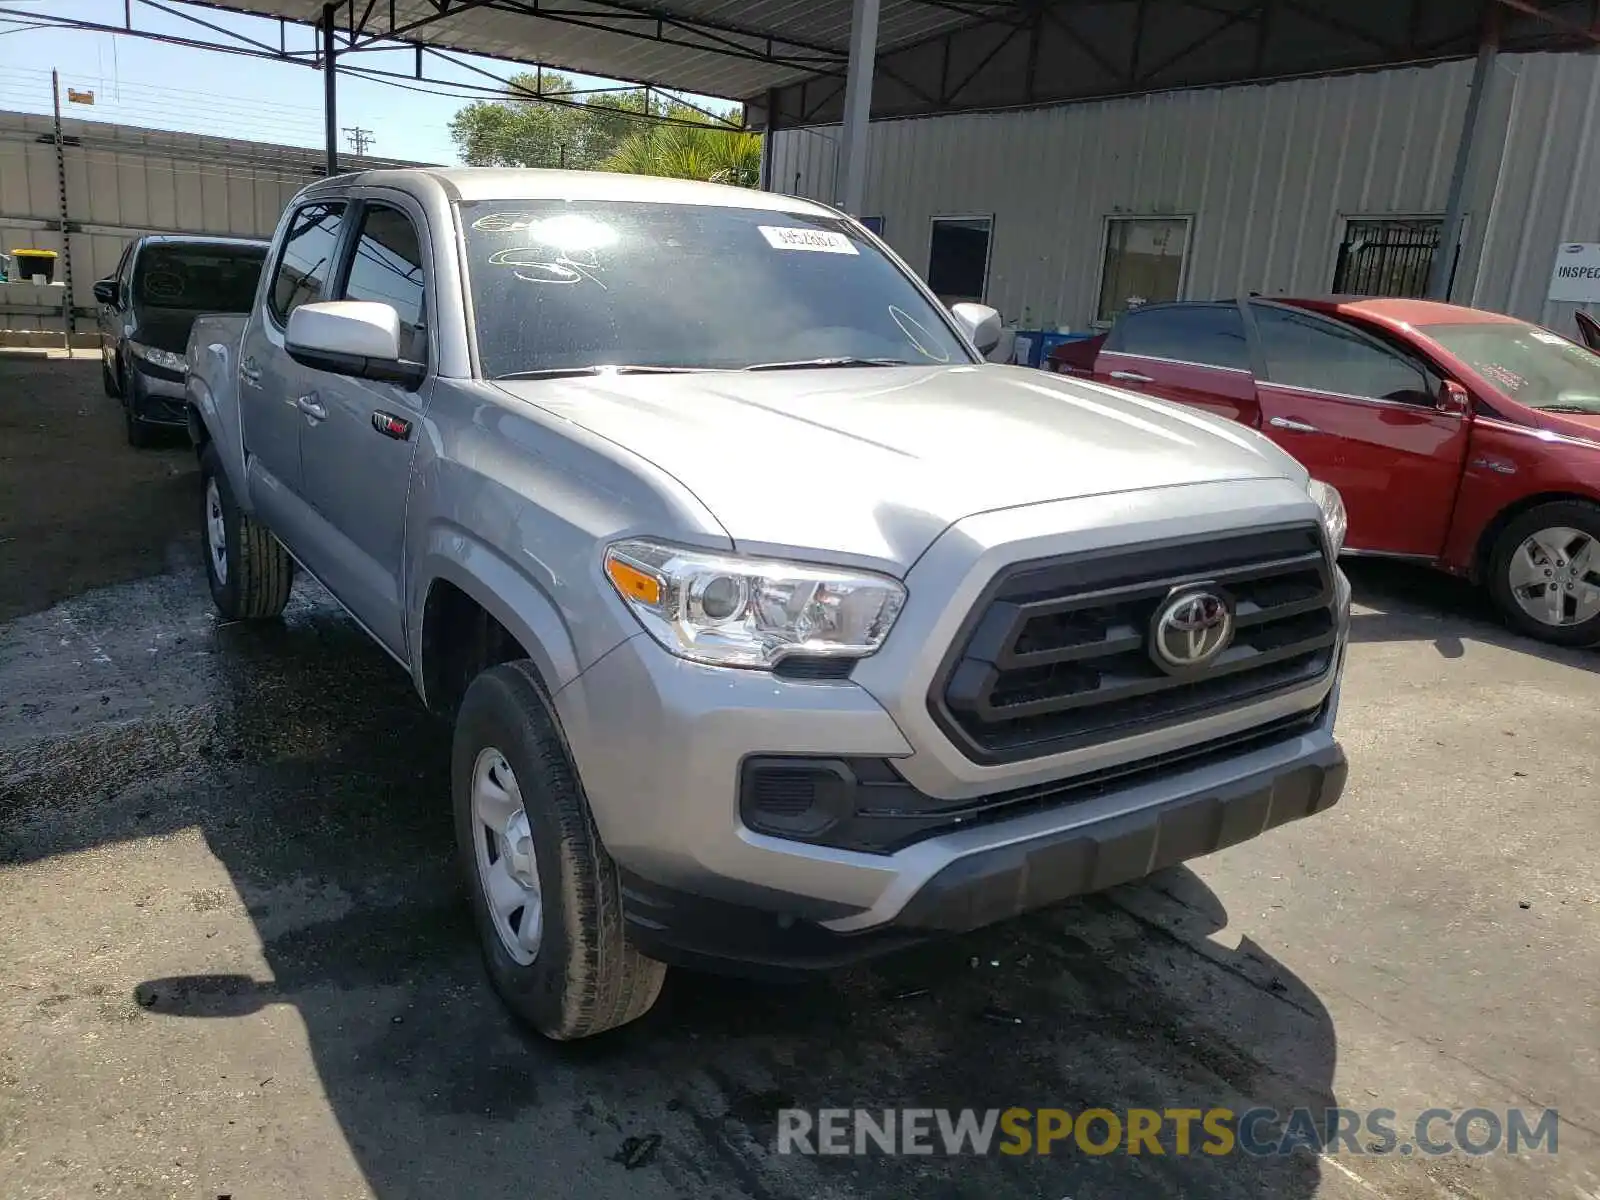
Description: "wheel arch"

(1472, 491), (1600, 582)
(413, 537), (582, 720)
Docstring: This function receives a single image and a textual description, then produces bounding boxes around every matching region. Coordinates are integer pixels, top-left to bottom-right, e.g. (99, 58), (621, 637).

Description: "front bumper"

(555, 626), (1345, 965)
(617, 735), (1344, 975)
(128, 356), (189, 424)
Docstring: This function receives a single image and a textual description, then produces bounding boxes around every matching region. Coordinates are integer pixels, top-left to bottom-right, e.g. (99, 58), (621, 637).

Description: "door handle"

(1109, 370), (1154, 384)
(1268, 416), (1321, 434)
(296, 393), (327, 421)
(239, 355), (261, 386)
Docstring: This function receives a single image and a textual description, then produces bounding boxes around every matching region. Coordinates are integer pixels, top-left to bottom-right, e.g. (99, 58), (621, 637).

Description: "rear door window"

(268, 202), (346, 326)
(1106, 304), (1250, 371)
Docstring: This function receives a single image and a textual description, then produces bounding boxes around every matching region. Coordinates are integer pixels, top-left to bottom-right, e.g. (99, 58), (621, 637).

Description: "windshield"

(1423, 321), (1600, 413)
(458, 200), (971, 377)
(134, 245), (265, 312)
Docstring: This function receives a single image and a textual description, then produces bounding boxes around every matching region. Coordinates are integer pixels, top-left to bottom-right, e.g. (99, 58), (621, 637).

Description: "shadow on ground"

(0, 353), (193, 623)
(1343, 558), (1600, 673)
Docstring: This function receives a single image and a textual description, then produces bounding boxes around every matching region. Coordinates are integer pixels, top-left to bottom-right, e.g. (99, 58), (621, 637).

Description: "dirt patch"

(0, 353), (196, 622)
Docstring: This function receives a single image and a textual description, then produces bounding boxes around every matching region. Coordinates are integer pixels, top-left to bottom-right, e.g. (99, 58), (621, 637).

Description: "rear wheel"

(1487, 501), (1600, 646)
(199, 443), (293, 620)
(453, 660), (665, 1040)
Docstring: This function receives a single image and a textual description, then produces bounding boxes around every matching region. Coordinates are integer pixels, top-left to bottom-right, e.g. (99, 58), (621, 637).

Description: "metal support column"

(50, 69), (74, 347)
(836, 0), (880, 214)
(759, 87), (778, 191)
(322, 3), (339, 176)
(1428, 6), (1499, 301)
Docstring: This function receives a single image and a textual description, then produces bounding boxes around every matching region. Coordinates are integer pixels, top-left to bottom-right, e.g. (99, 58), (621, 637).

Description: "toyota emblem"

(1151, 589), (1234, 671)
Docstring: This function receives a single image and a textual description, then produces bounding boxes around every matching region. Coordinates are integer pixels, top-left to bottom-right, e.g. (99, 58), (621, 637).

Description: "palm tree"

(603, 123), (762, 187)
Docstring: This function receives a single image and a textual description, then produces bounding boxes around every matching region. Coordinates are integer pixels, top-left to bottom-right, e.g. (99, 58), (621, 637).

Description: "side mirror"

(950, 302), (1002, 356)
(92, 278), (119, 306)
(285, 300), (425, 389)
(1437, 379), (1471, 417)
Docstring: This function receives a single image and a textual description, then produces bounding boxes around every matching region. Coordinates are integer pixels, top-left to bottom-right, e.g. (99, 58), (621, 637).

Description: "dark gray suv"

(94, 235), (267, 447)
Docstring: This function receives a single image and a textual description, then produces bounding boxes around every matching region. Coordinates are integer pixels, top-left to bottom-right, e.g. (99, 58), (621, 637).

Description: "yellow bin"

(11, 248), (58, 284)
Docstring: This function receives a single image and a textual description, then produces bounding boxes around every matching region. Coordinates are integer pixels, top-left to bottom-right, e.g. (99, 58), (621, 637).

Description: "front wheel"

(453, 660), (665, 1040)
(199, 443), (293, 620)
(1487, 501), (1600, 646)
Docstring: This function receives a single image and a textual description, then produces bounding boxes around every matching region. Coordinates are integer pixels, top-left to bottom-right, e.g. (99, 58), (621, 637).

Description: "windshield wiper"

(494, 364), (709, 380)
(1538, 404), (1600, 414)
(742, 356), (910, 372)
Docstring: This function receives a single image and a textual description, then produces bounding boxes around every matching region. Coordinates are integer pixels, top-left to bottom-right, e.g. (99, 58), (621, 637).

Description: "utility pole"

(50, 69), (74, 349)
(343, 126), (373, 155)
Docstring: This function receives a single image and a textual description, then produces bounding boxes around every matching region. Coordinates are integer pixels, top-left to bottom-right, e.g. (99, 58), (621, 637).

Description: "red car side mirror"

(1436, 379), (1471, 417)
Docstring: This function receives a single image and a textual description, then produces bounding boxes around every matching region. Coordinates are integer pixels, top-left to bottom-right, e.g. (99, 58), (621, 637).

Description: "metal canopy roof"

(177, 0), (989, 103)
(163, 0), (1600, 125)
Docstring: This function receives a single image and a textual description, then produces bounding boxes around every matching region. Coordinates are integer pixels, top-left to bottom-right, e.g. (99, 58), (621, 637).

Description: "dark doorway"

(928, 215), (991, 304)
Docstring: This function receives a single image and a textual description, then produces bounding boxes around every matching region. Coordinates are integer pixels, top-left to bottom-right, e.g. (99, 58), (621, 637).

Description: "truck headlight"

(603, 538), (906, 669)
(1308, 479), (1346, 557)
(129, 342), (188, 374)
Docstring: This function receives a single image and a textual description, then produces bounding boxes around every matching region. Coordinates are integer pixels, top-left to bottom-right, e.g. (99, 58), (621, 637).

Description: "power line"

(344, 125), (373, 154)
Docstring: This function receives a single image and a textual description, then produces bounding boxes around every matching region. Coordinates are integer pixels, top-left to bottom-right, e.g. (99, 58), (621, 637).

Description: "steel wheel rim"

(1506, 526), (1600, 627)
(205, 477), (228, 585)
(471, 746), (542, 966)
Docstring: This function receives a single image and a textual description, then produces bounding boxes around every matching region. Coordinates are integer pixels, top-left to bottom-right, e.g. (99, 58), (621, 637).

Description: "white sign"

(1547, 242), (1600, 302)
(758, 226), (858, 255)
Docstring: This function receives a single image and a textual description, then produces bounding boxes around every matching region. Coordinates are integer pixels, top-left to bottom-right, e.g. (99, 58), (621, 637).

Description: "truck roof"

(304, 166), (842, 217)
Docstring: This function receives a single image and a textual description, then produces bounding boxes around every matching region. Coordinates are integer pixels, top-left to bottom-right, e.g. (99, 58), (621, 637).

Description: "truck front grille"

(932, 524), (1338, 764)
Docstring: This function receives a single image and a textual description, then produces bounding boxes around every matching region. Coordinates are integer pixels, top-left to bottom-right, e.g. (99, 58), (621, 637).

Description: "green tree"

(447, 73), (752, 177)
(448, 72), (628, 169)
(602, 122), (763, 187)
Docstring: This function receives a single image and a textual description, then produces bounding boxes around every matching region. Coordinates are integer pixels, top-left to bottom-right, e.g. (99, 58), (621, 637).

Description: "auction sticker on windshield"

(759, 226), (859, 255)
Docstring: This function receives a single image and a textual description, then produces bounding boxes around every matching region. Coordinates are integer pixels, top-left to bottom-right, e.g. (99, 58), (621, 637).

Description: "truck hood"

(495, 364), (1303, 572)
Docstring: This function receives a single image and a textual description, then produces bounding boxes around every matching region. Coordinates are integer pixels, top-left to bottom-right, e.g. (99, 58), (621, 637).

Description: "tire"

(122, 365), (156, 449)
(199, 442), (294, 620)
(453, 660), (665, 1040)
(1486, 500), (1600, 647)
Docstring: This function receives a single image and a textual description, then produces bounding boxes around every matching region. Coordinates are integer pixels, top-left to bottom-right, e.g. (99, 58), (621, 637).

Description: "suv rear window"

(1106, 304), (1249, 371)
(133, 244), (266, 311)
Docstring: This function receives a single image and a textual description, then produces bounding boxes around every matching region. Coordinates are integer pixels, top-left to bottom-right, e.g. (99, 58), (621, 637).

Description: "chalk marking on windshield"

(889, 305), (951, 363)
(472, 212), (546, 233)
(487, 246), (608, 290)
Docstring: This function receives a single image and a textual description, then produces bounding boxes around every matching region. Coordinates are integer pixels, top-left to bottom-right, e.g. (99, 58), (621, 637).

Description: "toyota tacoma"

(185, 168), (1351, 1039)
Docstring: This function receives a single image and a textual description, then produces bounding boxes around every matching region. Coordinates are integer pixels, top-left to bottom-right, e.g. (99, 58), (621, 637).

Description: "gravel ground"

(1, 354), (1596, 1200)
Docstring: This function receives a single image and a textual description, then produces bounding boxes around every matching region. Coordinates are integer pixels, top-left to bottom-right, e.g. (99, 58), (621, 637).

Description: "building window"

(859, 216), (885, 237)
(1097, 216), (1190, 325)
(1332, 217), (1446, 299)
(928, 216), (991, 304)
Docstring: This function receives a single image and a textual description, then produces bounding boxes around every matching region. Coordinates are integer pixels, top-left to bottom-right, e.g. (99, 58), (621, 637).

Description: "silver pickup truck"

(185, 168), (1351, 1040)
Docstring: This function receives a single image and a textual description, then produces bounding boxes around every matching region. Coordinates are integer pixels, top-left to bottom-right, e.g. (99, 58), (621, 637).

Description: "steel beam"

(838, 0), (882, 213)
(323, 3), (339, 176)
(1429, 4), (1500, 299)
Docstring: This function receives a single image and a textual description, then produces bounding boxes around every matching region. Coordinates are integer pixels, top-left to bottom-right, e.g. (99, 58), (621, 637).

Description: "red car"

(1047, 297), (1600, 646)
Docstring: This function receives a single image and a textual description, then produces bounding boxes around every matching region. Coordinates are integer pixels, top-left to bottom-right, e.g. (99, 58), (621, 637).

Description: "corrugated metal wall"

(0, 109), (403, 332)
(770, 52), (1600, 333)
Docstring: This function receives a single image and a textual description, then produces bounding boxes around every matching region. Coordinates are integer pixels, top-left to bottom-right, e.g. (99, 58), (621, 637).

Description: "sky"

(0, 0), (736, 165)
